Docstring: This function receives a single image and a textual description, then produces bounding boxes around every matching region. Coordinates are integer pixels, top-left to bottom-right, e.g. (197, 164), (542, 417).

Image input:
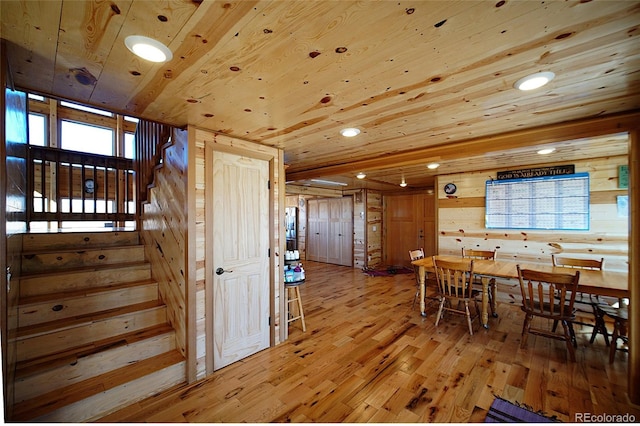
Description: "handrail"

(134, 120), (172, 213)
(26, 146), (135, 225)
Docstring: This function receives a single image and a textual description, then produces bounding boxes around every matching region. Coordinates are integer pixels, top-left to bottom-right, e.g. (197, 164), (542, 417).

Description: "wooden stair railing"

(134, 120), (173, 213)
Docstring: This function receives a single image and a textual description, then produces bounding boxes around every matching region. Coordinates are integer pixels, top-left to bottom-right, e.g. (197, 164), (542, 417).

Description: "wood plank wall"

(350, 190), (365, 269)
(193, 127), (284, 379)
(2, 63), (28, 418)
(139, 128), (190, 380)
(366, 190), (383, 268)
(436, 155), (629, 271)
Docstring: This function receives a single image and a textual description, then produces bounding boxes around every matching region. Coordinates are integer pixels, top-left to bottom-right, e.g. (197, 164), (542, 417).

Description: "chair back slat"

(433, 257), (474, 299)
(409, 248), (425, 261)
(518, 266), (580, 320)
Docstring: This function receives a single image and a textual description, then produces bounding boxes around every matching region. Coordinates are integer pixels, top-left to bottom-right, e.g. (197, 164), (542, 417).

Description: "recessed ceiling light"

(356, 172), (366, 179)
(514, 71), (555, 91)
(427, 163), (440, 170)
(125, 35), (173, 63)
(537, 148), (556, 155)
(340, 128), (360, 137)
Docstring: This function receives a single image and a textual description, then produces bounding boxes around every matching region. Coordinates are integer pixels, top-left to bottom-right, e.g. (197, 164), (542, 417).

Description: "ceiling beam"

(285, 110), (640, 182)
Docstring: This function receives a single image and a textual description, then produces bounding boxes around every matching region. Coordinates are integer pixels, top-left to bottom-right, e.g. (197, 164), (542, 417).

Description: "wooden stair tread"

(21, 243), (145, 257)
(16, 300), (165, 339)
(11, 350), (185, 422)
(15, 323), (175, 379)
(18, 278), (158, 306)
(20, 260), (150, 278)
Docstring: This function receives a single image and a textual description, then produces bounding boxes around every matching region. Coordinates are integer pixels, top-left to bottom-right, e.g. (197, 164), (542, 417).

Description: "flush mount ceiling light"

(427, 163), (440, 170)
(537, 147), (556, 155)
(514, 71), (555, 91)
(356, 172), (366, 179)
(125, 35), (173, 63)
(340, 127), (360, 137)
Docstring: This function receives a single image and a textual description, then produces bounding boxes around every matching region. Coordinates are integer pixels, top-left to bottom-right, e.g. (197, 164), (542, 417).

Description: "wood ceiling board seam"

(284, 111), (640, 181)
(130, 1), (263, 122)
(0, 0), (63, 94)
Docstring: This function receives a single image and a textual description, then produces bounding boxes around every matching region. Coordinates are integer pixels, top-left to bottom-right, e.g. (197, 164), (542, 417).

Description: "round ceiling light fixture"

(340, 127), (361, 137)
(514, 71), (555, 91)
(427, 163), (440, 170)
(356, 172), (366, 179)
(125, 35), (173, 63)
(400, 178), (407, 187)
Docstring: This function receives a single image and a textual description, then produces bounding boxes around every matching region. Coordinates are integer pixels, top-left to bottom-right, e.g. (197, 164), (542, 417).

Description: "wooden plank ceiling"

(2, 0), (638, 191)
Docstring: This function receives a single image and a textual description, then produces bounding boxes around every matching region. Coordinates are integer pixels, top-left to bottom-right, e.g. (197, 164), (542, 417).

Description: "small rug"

(485, 397), (560, 423)
(362, 266), (414, 277)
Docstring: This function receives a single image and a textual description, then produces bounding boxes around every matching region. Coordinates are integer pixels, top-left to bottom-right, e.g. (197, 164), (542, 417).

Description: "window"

(29, 113), (47, 146)
(61, 120), (114, 155)
(124, 132), (135, 159)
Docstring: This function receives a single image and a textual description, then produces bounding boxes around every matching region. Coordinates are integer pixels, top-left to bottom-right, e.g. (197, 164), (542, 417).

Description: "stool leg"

(294, 286), (306, 332)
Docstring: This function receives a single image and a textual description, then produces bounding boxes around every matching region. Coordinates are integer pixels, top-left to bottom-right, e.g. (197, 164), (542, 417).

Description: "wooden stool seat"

(598, 305), (628, 363)
(285, 280), (306, 332)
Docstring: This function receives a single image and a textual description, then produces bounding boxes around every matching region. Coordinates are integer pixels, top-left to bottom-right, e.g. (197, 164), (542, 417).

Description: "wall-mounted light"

(427, 163), (440, 170)
(340, 128), (360, 137)
(125, 35), (173, 63)
(514, 71), (555, 91)
(537, 148), (556, 155)
(356, 172), (366, 179)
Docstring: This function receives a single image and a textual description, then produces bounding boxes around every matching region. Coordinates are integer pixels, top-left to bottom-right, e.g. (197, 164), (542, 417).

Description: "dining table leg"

(481, 277), (490, 328)
(419, 265), (427, 317)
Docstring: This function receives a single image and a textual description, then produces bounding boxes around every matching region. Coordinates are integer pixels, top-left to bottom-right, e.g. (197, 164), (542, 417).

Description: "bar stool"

(598, 304), (628, 363)
(285, 281), (306, 332)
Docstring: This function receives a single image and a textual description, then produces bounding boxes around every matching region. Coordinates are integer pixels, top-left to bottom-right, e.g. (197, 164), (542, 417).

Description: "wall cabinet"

(307, 197), (353, 266)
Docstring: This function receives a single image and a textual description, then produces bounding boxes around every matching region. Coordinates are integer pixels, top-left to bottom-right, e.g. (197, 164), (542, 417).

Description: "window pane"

(124, 115), (139, 123)
(29, 114), (46, 146)
(60, 101), (113, 117)
(61, 120), (113, 155)
(124, 132), (134, 159)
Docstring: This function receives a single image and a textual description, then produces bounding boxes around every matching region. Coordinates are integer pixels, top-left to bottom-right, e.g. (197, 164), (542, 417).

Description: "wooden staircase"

(11, 231), (186, 422)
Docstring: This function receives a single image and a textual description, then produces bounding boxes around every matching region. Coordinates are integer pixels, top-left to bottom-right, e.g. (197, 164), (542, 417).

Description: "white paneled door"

(212, 150), (270, 370)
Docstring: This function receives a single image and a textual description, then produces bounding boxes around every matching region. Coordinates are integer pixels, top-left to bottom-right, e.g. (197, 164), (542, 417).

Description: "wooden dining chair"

(409, 248), (425, 310)
(551, 255), (610, 346)
(462, 248), (498, 318)
(432, 257), (480, 335)
(517, 266), (580, 362)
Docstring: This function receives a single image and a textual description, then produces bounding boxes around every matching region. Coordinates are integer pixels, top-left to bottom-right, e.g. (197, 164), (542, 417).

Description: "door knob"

(216, 267), (232, 275)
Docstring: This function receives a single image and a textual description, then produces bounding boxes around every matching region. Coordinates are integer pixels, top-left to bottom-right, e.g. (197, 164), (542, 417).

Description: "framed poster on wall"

(485, 172), (590, 230)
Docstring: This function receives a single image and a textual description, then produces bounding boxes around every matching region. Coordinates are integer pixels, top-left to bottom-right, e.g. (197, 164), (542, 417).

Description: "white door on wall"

(212, 150), (270, 370)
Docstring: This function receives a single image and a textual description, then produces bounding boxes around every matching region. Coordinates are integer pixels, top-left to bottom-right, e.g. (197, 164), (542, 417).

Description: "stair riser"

(34, 361), (186, 423)
(22, 246), (146, 274)
(15, 331), (176, 402)
(22, 231), (139, 252)
(20, 265), (151, 297)
(18, 283), (159, 328)
(16, 307), (167, 362)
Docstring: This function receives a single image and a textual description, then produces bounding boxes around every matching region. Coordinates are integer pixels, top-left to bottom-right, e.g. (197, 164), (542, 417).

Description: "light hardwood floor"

(100, 261), (639, 422)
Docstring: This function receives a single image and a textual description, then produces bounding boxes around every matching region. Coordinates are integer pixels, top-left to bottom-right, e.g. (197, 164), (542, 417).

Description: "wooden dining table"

(412, 255), (629, 328)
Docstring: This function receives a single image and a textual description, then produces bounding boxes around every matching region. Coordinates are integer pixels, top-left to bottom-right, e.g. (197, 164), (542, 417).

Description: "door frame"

(204, 142), (279, 374)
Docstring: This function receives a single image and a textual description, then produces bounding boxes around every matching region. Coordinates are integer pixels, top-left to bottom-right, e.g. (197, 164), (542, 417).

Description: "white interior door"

(212, 150), (270, 370)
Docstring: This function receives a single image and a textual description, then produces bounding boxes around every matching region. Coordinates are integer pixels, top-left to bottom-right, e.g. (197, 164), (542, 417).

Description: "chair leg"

(521, 314), (532, 348)
(609, 319), (620, 364)
(489, 278), (497, 317)
(464, 301), (474, 335)
(561, 320), (576, 362)
(589, 305), (610, 346)
(435, 298), (445, 326)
